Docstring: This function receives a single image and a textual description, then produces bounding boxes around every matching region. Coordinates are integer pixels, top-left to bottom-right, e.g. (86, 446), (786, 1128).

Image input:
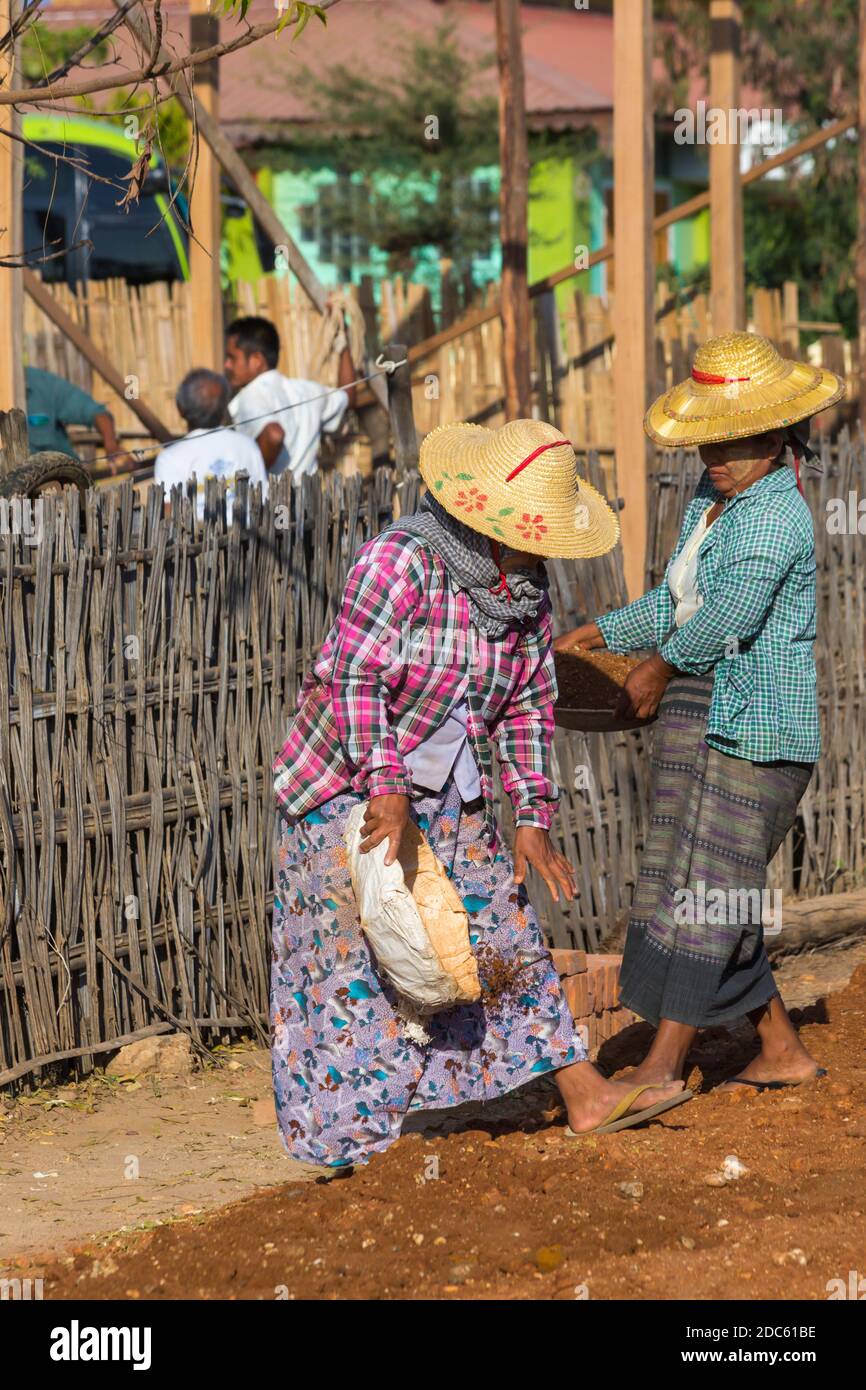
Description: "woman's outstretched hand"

(513, 827), (576, 904)
(616, 652), (677, 720)
(553, 620), (606, 653)
(360, 793), (410, 865)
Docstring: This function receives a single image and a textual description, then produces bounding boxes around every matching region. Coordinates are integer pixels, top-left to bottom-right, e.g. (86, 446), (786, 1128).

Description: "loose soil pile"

(554, 647), (640, 710)
(37, 965), (866, 1301)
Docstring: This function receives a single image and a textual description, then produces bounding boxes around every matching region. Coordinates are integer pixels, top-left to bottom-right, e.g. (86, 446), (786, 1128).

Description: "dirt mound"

(36, 966), (866, 1301)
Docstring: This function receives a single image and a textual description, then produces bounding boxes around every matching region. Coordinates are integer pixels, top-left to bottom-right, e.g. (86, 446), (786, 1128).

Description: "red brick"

(607, 1007), (639, 1040)
(561, 973), (590, 1017)
(551, 948), (587, 978)
(586, 955), (622, 1011)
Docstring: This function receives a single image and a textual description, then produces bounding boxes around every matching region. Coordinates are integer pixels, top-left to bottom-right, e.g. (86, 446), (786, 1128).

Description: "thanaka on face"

(699, 430), (784, 498)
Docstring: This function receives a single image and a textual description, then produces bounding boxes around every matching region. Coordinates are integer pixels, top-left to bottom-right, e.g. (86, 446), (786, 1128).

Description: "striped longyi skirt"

(619, 674), (813, 1029)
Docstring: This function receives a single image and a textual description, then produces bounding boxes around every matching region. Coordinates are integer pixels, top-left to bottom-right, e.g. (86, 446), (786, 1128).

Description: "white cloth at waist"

(668, 506), (712, 627)
(404, 699), (481, 800)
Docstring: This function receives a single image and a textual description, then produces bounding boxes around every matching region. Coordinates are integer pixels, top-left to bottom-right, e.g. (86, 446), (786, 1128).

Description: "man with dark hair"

(155, 368), (267, 519)
(224, 306), (356, 482)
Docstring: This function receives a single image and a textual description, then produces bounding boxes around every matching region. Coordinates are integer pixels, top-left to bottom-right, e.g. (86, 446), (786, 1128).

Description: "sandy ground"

(2, 937), (865, 1299)
(0, 1043), (316, 1265)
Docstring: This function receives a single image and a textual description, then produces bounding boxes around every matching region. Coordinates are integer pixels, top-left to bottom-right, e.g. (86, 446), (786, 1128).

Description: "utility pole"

(709, 0), (745, 334)
(495, 0), (532, 419)
(613, 0), (654, 599)
(188, 0), (223, 370)
(0, 0), (25, 410)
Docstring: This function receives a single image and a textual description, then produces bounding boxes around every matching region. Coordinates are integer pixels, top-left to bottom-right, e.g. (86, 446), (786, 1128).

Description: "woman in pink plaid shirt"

(269, 420), (692, 1168)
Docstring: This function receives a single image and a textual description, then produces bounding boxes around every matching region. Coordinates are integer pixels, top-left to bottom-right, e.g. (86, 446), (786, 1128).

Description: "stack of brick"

(551, 949), (640, 1059)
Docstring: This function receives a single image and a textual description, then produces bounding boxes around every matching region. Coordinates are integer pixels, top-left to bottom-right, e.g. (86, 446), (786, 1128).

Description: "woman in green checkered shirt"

(556, 332), (844, 1095)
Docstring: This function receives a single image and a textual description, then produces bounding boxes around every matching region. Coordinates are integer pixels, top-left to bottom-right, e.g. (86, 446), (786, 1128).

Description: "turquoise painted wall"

(257, 144), (706, 316)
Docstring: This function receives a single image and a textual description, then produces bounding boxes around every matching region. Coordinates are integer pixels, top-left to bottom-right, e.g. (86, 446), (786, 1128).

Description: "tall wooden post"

(495, 0), (532, 419)
(0, 0), (25, 410)
(613, 0), (654, 600)
(383, 342), (419, 480)
(188, 0), (223, 370)
(709, 0), (745, 334)
(858, 0), (866, 424)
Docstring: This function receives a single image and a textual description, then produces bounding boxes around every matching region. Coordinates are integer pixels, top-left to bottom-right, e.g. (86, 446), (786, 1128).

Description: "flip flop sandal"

(565, 1083), (695, 1137)
(723, 1067), (827, 1094)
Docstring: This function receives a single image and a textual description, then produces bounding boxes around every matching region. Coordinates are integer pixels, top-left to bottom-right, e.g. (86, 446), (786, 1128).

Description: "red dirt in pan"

(37, 965), (866, 1301)
(554, 647), (640, 709)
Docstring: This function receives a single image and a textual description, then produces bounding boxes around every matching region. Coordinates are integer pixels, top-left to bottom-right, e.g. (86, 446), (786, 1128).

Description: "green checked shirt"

(596, 466), (819, 764)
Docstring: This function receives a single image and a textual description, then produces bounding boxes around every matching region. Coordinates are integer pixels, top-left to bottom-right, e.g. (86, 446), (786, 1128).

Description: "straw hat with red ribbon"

(645, 331), (845, 452)
(418, 418), (619, 560)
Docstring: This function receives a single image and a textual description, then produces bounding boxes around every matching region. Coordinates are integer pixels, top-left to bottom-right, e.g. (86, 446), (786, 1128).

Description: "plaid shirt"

(596, 466), (819, 764)
(273, 530), (559, 837)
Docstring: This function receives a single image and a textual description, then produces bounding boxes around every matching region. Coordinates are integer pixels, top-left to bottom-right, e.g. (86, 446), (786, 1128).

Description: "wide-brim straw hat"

(645, 331), (845, 449)
(419, 418), (619, 560)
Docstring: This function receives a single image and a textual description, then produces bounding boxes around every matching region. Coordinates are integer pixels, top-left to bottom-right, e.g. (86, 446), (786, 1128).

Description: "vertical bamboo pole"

(709, 0), (745, 334)
(613, 0), (654, 599)
(0, 0), (24, 410)
(494, 0), (532, 419)
(188, 0), (223, 369)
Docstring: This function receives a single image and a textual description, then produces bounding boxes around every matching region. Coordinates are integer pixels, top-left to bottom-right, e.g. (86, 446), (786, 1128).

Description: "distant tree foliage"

(21, 24), (110, 81)
(294, 17), (596, 286)
(295, 20), (501, 278)
(655, 0), (859, 338)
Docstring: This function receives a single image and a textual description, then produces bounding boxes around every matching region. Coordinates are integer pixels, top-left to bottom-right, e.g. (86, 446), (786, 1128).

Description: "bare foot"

(718, 1048), (824, 1092)
(619, 1060), (684, 1087)
(565, 1076), (686, 1135)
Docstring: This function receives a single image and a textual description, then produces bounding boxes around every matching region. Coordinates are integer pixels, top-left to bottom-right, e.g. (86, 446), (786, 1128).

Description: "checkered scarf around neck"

(395, 492), (549, 637)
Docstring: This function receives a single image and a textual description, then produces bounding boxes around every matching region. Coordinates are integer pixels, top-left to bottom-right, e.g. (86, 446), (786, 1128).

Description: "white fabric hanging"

(668, 506), (713, 628)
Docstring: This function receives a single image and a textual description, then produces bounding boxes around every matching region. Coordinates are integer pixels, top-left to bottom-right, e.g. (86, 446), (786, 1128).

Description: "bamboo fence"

(1, 439), (864, 1088)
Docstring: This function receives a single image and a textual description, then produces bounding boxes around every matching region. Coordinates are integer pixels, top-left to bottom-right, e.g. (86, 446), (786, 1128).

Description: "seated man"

(223, 313), (356, 482)
(155, 368), (268, 519)
(25, 365), (128, 474)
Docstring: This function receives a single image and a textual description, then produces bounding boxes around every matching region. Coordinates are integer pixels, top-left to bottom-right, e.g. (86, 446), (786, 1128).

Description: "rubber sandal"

(565, 1084), (694, 1137)
(722, 1067), (827, 1094)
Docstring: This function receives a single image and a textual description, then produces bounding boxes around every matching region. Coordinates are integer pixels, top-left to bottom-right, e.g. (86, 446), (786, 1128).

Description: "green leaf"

(492, 525), (504, 537)
(276, 2), (295, 35)
(434, 480), (444, 492)
(276, 2), (329, 40)
(498, 507), (514, 516)
(456, 472), (473, 480)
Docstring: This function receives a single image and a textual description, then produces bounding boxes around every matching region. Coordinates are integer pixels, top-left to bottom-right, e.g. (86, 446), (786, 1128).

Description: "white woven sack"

(345, 803), (464, 1011)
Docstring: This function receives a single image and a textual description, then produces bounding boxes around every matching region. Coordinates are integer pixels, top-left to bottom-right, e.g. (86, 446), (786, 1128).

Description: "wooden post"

(858, 0), (866, 424)
(0, 0), (24, 410)
(613, 0), (654, 600)
(709, 0), (745, 334)
(0, 407), (29, 473)
(494, 0), (532, 419)
(383, 343), (418, 479)
(188, 0), (223, 369)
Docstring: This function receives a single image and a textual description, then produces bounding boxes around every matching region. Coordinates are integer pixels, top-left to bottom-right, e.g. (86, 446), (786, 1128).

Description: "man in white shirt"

(223, 313), (356, 482)
(156, 369), (268, 518)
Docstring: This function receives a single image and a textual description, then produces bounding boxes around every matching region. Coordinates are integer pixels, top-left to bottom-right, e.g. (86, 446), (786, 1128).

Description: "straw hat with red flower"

(418, 418), (619, 560)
